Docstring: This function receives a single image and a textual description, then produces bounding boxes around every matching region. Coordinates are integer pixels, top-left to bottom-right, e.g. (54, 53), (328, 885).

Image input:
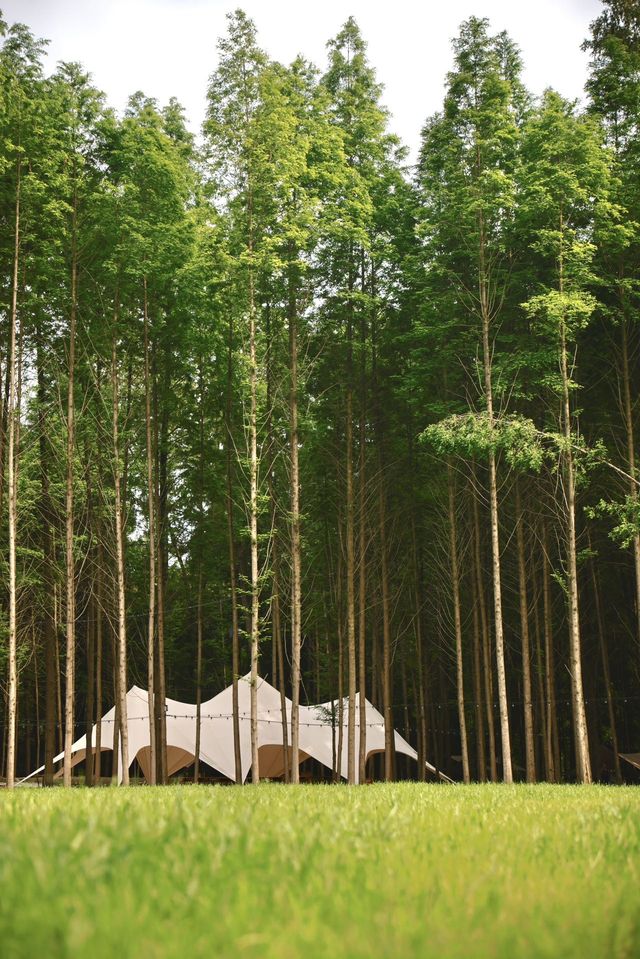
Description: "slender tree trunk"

(248, 254), (260, 786)
(542, 523), (558, 782)
(225, 314), (242, 784)
(94, 540), (103, 783)
(111, 665), (120, 786)
(531, 550), (547, 780)
(33, 621), (40, 770)
(275, 562), (289, 782)
(143, 277), (157, 784)
(42, 473), (56, 786)
(85, 581), (95, 787)
(357, 289), (368, 784)
(358, 409), (368, 783)
(6, 156), (20, 789)
(401, 656), (410, 778)
(516, 482), (536, 782)
(336, 549), (344, 781)
(83, 427), (98, 786)
(194, 362), (205, 785)
(448, 464), (470, 783)
(345, 271), (357, 785)
(41, 451), (57, 784)
(195, 567), (203, 783)
(112, 334), (129, 785)
(471, 571), (486, 781)
(154, 369), (168, 785)
(289, 259), (302, 785)
(378, 471), (394, 781)
(157, 356), (170, 784)
(266, 330), (289, 783)
(63, 186), (78, 789)
(54, 585), (63, 754)
(560, 322), (591, 783)
(473, 475), (497, 781)
(0, 306), (11, 529)
(371, 303), (394, 782)
(409, 484), (428, 782)
(486, 458), (511, 779)
(478, 214), (512, 783)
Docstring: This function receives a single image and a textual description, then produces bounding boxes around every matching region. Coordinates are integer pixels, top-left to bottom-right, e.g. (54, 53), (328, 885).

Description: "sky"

(6, 0), (603, 162)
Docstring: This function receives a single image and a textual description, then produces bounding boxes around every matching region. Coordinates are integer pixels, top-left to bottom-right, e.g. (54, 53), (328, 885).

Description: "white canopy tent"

(23, 675), (445, 784)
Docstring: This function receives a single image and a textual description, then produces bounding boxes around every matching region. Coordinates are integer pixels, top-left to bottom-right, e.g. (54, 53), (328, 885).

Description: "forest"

(0, 0), (639, 789)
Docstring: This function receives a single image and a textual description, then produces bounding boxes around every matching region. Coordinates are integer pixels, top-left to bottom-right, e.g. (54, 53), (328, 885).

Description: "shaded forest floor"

(0, 783), (638, 958)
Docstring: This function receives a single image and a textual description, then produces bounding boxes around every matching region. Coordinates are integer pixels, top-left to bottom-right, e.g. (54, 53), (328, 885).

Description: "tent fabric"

(619, 753), (640, 772)
(23, 675), (445, 784)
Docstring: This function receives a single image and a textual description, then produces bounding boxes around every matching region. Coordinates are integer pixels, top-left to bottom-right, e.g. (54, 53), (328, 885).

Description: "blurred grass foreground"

(0, 783), (639, 959)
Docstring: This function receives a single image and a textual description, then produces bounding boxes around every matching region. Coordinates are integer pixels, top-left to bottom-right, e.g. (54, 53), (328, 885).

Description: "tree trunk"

(478, 213), (512, 783)
(486, 461), (511, 780)
(531, 550), (547, 781)
(410, 485), (428, 782)
(516, 481), (536, 782)
(275, 562), (289, 783)
(154, 366), (168, 785)
(85, 578), (95, 787)
(54, 584), (63, 754)
(194, 361), (205, 785)
(112, 333), (129, 785)
(63, 185), (78, 789)
(289, 258), (302, 785)
(195, 567), (203, 784)
(42, 441), (56, 787)
(94, 540), (103, 783)
(335, 549), (344, 781)
(472, 475), (497, 781)
(111, 665), (120, 786)
(448, 464), (470, 783)
(345, 284), (357, 785)
(371, 303), (394, 782)
(560, 322), (591, 783)
(378, 472), (394, 781)
(358, 408), (368, 783)
(248, 255), (260, 785)
(266, 346), (289, 783)
(358, 291), (369, 784)
(470, 571), (486, 781)
(143, 277), (157, 784)
(542, 523), (559, 782)
(225, 314), (242, 785)
(6, 155), (20, 788)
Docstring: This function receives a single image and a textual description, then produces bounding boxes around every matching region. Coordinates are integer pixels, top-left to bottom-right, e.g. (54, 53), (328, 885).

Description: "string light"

(8, 692), (639, 731)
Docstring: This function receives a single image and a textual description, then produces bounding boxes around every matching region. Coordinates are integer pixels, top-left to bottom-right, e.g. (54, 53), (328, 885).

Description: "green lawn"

(0, 783), (639, 958)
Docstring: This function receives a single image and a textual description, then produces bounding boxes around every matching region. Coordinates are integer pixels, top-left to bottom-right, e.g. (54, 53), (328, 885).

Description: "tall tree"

(521, 90), (614, 783)
(584, 0), (640, 651)
(205, 10), (267, 783)
(417, 18), (525, 782)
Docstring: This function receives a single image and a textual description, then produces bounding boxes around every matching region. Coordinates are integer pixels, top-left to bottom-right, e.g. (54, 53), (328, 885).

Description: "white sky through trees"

(6, 0), (602, 161)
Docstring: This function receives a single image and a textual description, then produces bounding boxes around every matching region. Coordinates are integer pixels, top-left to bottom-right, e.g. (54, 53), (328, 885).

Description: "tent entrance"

(136, 746), (196, 782)
(258, 745), (311, 779)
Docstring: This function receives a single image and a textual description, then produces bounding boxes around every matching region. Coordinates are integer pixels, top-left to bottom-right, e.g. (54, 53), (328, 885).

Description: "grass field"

(0, 783), (639, 959)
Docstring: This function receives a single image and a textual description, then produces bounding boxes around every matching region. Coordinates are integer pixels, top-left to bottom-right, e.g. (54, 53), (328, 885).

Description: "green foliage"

(518, 89), (612, 349)
(1, 4), (640, 792)
(587, 495), (640, 548)
(422, 412), (545, 472)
